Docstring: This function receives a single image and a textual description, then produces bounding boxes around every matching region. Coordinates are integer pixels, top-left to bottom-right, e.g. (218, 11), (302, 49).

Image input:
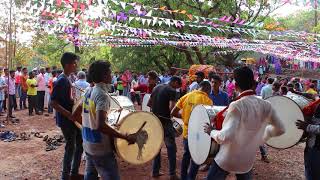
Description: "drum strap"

(213, 90), (256, 130)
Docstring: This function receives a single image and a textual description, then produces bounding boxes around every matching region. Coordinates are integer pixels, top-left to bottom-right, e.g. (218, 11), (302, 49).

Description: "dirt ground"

(0, 108), (305, 180)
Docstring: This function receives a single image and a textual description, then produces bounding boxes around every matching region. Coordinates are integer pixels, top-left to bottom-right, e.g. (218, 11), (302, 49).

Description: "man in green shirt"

(26, 71), (38, 116)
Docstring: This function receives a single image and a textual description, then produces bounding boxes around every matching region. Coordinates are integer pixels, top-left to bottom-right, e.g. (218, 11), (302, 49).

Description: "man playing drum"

(296, 103), (320, 180)
(204, 67), (285, 180)
(81, 60), (136, 180)
(171, 81), (213, 180)
(148, 76), (182, 180)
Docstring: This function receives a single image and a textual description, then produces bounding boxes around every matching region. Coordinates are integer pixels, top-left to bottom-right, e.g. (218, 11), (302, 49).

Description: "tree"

(112, 0), (287, 67)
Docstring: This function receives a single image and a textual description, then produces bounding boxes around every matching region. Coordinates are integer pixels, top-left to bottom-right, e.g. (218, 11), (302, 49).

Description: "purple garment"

(255, 82), (265, 96)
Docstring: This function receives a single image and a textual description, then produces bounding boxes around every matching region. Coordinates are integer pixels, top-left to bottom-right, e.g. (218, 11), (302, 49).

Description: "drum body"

(115, 111), (164, 165)
(142, 94), (151, 112)
(110, 95), (135, 111)
(265, 95), (306, 149)
(285, 93), (311, 109)
(188, 105), (225, 165)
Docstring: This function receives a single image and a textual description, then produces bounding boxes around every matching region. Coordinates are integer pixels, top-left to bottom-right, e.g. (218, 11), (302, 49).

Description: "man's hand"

(67, 113), (75, 122)
(125, 133), (137, 145)
(204, 123), (214, 135)
(296, 120), (309, 131)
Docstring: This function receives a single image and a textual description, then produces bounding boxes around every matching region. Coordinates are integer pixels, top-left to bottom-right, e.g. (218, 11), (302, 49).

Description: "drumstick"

(135, 121), (147, 134)
(115, 110), (123, 125)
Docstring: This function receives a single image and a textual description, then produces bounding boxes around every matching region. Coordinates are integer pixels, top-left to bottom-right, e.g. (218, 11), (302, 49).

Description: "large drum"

(72, 95), (164, 165)
(110, 95), (135, 111)
(115, 111), (164, 165)
(265, 94), (310, 149)
(188, 105), (226, 165)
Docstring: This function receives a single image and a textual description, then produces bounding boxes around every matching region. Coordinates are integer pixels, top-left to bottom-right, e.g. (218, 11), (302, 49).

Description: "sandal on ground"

(43, 135), (49, 142)
(34, 132), (43, 138)
(45, 144), (57, 151)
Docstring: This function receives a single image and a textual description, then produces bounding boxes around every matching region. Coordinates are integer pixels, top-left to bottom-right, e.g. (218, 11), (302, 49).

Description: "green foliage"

(278, 10), (316, 32)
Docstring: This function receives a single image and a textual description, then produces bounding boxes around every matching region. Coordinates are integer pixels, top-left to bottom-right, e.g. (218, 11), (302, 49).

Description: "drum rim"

(188, 104), (212, 165)
(265, 95), (305, 150)
(114, 110), (164, 165)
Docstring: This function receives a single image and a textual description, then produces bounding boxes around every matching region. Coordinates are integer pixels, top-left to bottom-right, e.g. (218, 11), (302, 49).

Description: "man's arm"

(263, 107), (285, 142)
(209, 106), (240, 144)
(171, 106), (182, 119)
(96, 110), (127, 139)
(51, 100), (73, 121)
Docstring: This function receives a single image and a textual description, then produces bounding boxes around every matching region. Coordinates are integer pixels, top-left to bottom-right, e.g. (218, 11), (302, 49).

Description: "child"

(26, 71), (38, 116)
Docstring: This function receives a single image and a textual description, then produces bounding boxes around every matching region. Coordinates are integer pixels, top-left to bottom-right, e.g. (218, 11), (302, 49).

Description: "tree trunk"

(192, 47), (205, 64)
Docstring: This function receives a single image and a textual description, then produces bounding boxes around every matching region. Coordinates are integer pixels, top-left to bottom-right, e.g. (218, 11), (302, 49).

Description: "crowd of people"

(2, 52), (320, 180)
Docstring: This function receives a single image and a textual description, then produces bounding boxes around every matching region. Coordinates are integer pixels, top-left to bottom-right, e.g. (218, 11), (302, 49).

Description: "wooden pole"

(6, 0), (13, 121)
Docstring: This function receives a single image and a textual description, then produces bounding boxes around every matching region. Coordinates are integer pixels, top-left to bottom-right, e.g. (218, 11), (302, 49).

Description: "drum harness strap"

(213, 90), (256, 130)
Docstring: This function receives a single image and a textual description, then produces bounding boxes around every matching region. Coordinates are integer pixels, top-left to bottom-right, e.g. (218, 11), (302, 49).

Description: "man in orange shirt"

(20, 68), (28, 109)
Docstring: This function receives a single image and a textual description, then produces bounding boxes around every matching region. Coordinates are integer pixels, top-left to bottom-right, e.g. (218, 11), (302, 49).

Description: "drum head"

(142, 94), (151, 112)
(107, 109), (131, 125)
(115, 111), (164, 165)
(265, 96), (304, 149)
(188, 105), (213, 165)
(110, 95), (135, 110)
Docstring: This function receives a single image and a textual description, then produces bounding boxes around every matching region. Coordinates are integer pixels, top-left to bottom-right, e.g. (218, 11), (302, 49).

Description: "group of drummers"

(51, 52), (320, 180)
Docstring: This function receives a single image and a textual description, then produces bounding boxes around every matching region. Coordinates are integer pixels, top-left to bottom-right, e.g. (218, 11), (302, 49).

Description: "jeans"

(60, 123), (83, 180)
(84, 152), (120, 180)
(48, 97), (53, 113)
(0, 100), (3, 113)
(207, 160), (252, 180)
(304, 146), (320, 180)
(8, 95), (17, 116)
(28, 95), (37, 114)
(15, 84), (21, 98)
(181, 138), (200, 180)
(37, 91), (45, 112)
(259, 144), (268, 157)
(3, 94), (7, 111)
(20, 91), (27, 109)
(123, 86), (131, 99)
(152, 123), (176, 176)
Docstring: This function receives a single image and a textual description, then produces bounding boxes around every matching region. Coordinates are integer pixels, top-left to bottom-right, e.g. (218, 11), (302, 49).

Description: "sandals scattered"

(43, 134), (64, 151)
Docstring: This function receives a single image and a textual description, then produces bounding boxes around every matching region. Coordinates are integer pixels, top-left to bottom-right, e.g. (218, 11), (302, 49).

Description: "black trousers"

(8, 94), (17, 116)
(37, 91), (45, 112)
(28, 95), (37, 114)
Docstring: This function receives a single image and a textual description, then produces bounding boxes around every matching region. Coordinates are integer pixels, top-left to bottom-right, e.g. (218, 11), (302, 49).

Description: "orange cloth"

(20, 75), (28, 92)
(48, 77), (54, 95)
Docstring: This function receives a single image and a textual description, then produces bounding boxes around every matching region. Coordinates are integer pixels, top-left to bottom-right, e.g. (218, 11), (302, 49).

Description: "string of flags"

(20, 0), (320, 63)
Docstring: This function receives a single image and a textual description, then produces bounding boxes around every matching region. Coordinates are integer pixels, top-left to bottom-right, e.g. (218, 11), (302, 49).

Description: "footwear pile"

(43, 134), (64, 151)
(0, 131), (18, 142)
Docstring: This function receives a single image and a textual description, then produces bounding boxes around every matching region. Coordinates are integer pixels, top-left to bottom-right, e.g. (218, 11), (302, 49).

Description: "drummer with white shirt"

(204, 67), (285, 179)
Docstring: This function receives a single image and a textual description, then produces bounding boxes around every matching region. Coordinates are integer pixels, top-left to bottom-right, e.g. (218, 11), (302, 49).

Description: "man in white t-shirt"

(188, 71), (205, 92)
(204, 67), (285, 179)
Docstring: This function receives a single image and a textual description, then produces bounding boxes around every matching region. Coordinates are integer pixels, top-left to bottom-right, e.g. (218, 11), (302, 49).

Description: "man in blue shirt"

(51, 52), (82, 180)
(209, 75), (229, 106)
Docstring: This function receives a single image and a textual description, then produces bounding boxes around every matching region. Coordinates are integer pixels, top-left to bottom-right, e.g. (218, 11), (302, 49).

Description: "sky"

(272, 4), (310, 17)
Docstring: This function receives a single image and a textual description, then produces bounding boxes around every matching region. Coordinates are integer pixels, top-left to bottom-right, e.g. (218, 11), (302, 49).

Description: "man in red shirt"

(133, 71), (159, 104)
